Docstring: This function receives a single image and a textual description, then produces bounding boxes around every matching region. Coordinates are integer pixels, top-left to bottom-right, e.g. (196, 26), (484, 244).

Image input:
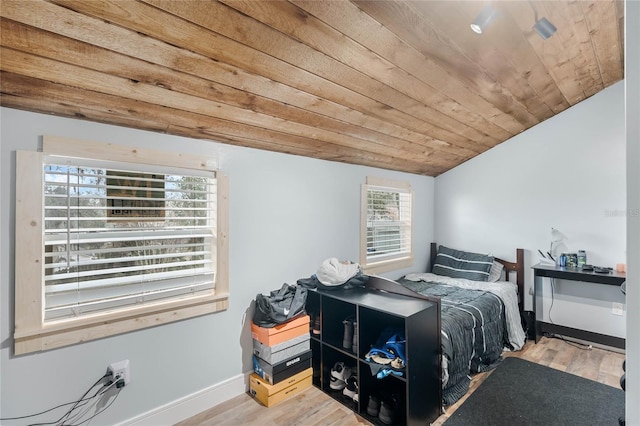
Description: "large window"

(360, 176), (414, 274)
(15, 136), (228, 354)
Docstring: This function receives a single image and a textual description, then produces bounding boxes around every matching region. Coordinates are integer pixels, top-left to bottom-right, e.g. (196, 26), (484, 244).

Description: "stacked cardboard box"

(249, 314), (313, 407)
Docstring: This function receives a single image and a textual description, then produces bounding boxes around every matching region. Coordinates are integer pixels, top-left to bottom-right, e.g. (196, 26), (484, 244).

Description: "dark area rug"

(444, 357), (624, 426)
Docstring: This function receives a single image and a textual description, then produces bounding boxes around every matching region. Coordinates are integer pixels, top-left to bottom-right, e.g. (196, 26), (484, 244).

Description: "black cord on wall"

(0, 372), (122, 425)
(544, 278), (592, 350)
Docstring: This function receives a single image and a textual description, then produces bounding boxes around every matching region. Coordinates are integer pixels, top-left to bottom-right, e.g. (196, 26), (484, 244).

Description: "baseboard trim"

(539, 322), (626, 350)
(117, 372), (251, 426)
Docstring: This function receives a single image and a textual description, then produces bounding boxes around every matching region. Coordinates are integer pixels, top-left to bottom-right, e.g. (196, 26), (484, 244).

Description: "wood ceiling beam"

(410, 1), (567, 118)
(502, 1), (589, 106)
(0, 46), (441, 164)
(353, 1), (553, 129)
(0, 18), (473, 161)
(0, 71), (446, 175)
(289, 0), (517, 144)
(72, 0), (483, 150)
(218, 0), (506, 148)
(0, 0), (624, 176)
(3, 0), (485, 158)
(138, 0), (489, 148)
(580, 0), (624, 87)
(0, 0), (442, 152)
(547, 1), (605, 100)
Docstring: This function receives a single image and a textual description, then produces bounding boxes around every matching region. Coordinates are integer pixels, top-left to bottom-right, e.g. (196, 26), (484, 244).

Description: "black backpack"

(253, 284), (307, 328)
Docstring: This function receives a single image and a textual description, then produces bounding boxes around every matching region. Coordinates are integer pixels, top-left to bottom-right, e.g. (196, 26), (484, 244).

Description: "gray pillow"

(432, 245), (494, 282)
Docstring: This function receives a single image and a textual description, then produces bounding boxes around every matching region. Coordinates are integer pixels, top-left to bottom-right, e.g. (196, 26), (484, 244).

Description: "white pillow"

(488, 261), (504, 282)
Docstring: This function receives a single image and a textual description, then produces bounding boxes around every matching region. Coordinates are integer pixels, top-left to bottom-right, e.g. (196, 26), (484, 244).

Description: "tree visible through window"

(367, 190), (404, 256)
(43, 165), (216, 320)
(360, 177), (413, 274)
(14, 136), (228, 354)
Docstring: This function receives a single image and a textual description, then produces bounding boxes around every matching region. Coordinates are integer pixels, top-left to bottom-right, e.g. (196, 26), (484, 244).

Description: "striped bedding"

(398, 273), (525, 405)
(432, 245), (494, 281)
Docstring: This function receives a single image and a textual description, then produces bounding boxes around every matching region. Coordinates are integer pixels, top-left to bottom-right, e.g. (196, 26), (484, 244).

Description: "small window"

(15, 136), (229, 354)
(360, 177), (414, 274)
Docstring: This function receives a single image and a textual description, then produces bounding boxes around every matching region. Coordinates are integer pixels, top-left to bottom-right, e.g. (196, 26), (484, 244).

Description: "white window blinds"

(366, 185), (412, 263)
(43, 160), (217, 321)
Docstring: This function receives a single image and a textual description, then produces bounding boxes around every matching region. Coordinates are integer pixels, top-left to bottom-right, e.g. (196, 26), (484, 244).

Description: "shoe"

(312, 315), (320, 335)
(379, 394), (401, 425)
(352, 321), (358, 353)
(342, 317), (354, 350)
(390, 357), (405, 370)
(329, 362), (352, 390)
(366, 395), (380, 417)
(342, 375), (358, 401)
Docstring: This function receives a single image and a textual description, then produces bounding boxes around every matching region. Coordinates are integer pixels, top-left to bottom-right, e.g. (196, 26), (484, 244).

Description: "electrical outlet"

(107, 359), (130, 387)
(612, 302), (624, 316)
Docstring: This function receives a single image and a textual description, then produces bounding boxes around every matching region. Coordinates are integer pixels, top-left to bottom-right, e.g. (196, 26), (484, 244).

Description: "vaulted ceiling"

(0, 0), (624, 176)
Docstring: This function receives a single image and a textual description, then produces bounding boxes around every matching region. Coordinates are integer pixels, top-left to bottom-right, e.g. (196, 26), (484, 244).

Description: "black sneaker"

(342, 375), (358, 401)
(379, 394), (401, 425)
(329, 362), (352, 390)
(312, 315), (321, 335)
(366, 395), (380, 417)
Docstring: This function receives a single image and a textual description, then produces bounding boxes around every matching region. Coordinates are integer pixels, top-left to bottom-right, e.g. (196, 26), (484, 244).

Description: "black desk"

(532, 264), (626, 349)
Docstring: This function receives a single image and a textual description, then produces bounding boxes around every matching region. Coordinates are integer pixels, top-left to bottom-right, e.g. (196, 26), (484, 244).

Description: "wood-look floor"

(176, 337), (625, 426)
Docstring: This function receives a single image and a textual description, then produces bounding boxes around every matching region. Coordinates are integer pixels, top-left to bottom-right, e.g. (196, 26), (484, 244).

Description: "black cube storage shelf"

(306, 287), (440, 426)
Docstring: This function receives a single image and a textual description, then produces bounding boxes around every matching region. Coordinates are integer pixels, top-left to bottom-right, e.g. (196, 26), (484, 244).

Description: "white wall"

(435, 82), (627, 338)
(0, 108), (435, 424)
(625, 0), (639, 423)
(1, 60), (634, 424)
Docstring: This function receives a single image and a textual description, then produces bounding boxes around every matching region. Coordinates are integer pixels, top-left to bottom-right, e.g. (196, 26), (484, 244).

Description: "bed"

(365, 243), (527, 406)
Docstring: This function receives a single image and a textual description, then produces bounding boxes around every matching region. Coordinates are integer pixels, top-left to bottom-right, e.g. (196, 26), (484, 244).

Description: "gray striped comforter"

(398, 274), (524, 405)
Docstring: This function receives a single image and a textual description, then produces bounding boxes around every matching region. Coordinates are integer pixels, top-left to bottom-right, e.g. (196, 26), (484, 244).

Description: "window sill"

(362, 256), (414, 275)
(14, 292), (229, 355)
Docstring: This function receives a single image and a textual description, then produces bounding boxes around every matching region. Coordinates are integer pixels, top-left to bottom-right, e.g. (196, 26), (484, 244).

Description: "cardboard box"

(249, 368), (313, 407)
(251, 315), (310, 346)
(253, 333), (310, 365)
(252, 350), (312, 385)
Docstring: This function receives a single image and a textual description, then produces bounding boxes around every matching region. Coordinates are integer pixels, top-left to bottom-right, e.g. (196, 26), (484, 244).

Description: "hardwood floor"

(176, 337), (625, 426)
(175, 385), (369, 426)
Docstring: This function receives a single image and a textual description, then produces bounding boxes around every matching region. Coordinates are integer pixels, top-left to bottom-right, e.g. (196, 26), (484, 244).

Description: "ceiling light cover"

(470, 5), (499, 34)
(534, 17), (557, 39)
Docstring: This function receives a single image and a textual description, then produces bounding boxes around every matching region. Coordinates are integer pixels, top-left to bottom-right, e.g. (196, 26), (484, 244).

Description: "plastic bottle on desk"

(578, 250), (587, 267)
(559, 254), (567, 267)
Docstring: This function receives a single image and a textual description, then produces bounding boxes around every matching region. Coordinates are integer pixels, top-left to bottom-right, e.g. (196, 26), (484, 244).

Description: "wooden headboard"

(429, 242), (525, 313)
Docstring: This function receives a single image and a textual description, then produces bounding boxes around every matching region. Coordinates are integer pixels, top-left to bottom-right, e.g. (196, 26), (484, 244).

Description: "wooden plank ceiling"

(0, 0), (624, 176)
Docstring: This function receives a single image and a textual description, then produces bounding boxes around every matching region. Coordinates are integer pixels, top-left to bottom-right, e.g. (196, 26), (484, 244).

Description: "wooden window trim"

(14, 136), (229, 354)
(360, 176), (414, 275)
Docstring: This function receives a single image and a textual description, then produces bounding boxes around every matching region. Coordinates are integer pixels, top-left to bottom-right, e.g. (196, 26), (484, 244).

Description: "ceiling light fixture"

(470, 5), (499, 35)
(533, 16), (557, 40)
